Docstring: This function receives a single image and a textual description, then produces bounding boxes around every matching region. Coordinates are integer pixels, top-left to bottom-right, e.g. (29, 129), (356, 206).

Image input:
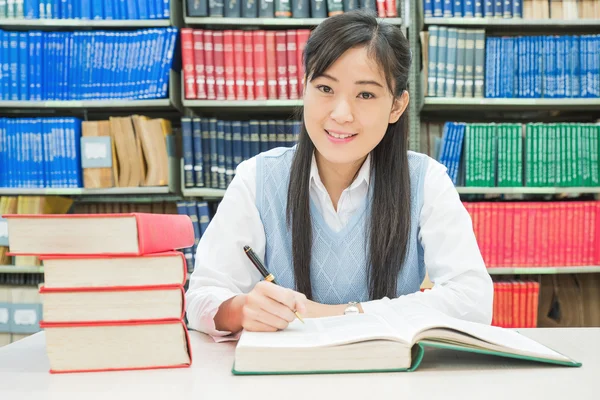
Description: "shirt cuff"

(188, 289), (241, 342)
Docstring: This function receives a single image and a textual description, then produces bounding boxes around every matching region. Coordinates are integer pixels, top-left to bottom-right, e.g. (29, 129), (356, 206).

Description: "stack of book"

(3, 212), (195, 373)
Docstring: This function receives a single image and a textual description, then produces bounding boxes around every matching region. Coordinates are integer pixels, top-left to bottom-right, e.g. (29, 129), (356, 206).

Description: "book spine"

(223, 30), (236, 101)
(213, 31), (226, 101)
(253, 30), (267, 100)
(203, 30), (216, 100)
(181, 28), (197, 100)
(243, 31), (255, 100)
(286, 30), (298, 100)
(275, 31), (288, 100)
(192, 118), (205, 188)
(242, 0), (258, 16)
(233, 31), (245, 101)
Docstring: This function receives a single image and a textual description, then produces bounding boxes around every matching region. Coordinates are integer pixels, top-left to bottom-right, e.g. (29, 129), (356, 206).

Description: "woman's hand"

(215, 281), (308, 333)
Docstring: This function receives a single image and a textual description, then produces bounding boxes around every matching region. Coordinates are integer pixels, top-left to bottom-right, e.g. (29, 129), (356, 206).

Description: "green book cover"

(579, 124), (588, 187)
(589, 125), (600, 186)
(497, 125), (505, 186)
(515, 124), (524, 186)
(532, 124), (539, 187)
(489, 124), (496, 186)
(547, 124), (556, 187)
(525, 124), (532, 187)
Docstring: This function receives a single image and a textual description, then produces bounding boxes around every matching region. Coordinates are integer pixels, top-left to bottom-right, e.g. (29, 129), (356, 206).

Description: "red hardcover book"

(576, 203), (585, 265)
(525, 281), (534, 328)
(482, 203), (492, 267)
(243, 31), (255, 101)
(40, 319), (192, 374)
(39, 284), (186, 322)
(265, 31), (278, 100)
(596, 202), (600, 264)
(223, 30), (236, 101)
(492, 282), (499, 326)
(536, 202), (545, 266)
(376, 0), (387, 16)
(500, 282), (508, 327)
(566, 203), (574, 265)
(253, 30), (268, 100)
(275, 31), (288, 100)
(583, 203), (591, 264)
(511, 281), (519, 328)
(3, 213), (195, 256)
(213, 31), (226, 101)
(180, 28), (197, 99)
(385, 0), (398, 16)
(286, 30), (299, 100)
(490, 204), (498, 267)
(192, 30), (207, 99)
(513, 204), (523, 267)
(40, 252), (188, 289)
(296, 29), (310, 97)
(504, 204), (513, 267)
(203, 30), (216, 100)
(587, 202), (595, 264)
(519, 204), (528, 267)
(519, 281), (527, 328)
(532, 281), (540, 327)
(525, 204), (536, 266)
(233, 31), (246, 100)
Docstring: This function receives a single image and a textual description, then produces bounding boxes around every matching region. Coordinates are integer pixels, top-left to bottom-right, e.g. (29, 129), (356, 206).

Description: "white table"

(0, 328), (597, 400)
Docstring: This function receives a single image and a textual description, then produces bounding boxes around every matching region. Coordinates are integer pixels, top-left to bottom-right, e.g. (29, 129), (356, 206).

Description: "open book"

(233, 304), (581, 375)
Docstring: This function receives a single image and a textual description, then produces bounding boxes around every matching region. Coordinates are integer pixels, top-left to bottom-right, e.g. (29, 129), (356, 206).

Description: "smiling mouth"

(325, 130), (357, 139)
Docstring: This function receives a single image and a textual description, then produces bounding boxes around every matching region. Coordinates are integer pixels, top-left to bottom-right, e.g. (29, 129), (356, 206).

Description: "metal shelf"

(424, 17), (600, 28)
(0, 187), (172, 196)
(184, 17), (403, 26)
(182, 188), (227, 198)
(487, 266), (600, 275)
(422, 97), (600, 111)
(0, 99), (172, 109)
(0, 265), (44, 274)
(0, 18), (170, 29)
(456, 187), (600, 195)
(183, 99), (303, 108)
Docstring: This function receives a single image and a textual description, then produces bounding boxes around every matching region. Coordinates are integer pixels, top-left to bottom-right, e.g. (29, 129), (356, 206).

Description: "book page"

(237, 314), (405, 349)
(382, 304), (571, 361)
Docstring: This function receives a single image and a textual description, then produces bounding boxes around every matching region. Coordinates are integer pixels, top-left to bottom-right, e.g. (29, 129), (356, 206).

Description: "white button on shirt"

(185, 151), (494, 341)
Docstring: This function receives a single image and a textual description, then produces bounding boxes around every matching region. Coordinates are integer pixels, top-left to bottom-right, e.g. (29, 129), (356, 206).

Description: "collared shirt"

(185, 152), (493, 341)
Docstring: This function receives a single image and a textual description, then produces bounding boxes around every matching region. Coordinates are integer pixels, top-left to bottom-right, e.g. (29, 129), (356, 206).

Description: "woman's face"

(303, 46), (408, 166)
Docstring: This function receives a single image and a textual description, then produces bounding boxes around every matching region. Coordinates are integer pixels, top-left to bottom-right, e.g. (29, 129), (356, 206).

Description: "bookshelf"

(456, 187), (600, 195)
(487, 266), (600, 275)
(185, 17), (404, 26)
(0, 18), (171, 29)
(0, 266), (44, 274)
(421, 98), (600, 111)
(423, 17), (600, 28)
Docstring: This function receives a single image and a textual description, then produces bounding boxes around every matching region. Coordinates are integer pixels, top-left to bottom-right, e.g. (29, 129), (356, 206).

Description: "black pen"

(243, 245), (305, 323)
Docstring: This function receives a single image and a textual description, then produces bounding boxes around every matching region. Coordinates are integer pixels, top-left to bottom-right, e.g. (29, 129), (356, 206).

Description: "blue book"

(8, 32), (18, 101)
(112, 0), (121, 19)
(196, 201), (211, 238)
(200, 118), (211, 187)
(18, 33), (28, 101)
(181, 117), (195, 187)
(224, 121), (234, 186)
(570, 36), (580, 98)
(241, 121), (250, 161)
(0, 31), (6, 101)
(259, 121), (269, 153)
(192, 118), (205, 187)
(592, 36), (600, 98)
(443, 0), (453, 17)
(463, 0), (473, 16)
(424, 0), (434, 17)
(91, 0), (103, 18)
(232, 121), (243, 170)
(249, 120), (260, 158)
(268, 120), (277, 150)
(71, 118), (82, 187)
(162, 0), (170, 18)
(276, 120), (286, 148)
(485, 37), (495, 98)
(503, 0), (511, 17)
(209, 118), (218, 188)
(433, 0), (443, 16)
(186, 200), (200, 270)
(493, 0), (502, 17)
(580, 35), (588, 98)
(557, 36), (566, 98)
(484, 0), (493, 16)
(176, 201), (195, 270)
(512, 0), (521, 18)
(217, 120), (226, 189)
(138, 0), (149, 18)
(81, 0), (92, 18)
(0, 119), (4, 187)
(148, 0), (157, 19)
(24, 0), (39, 18)
(32, 118), (42, 188)
(474, 0), (483, 16)
(126, 0), (138, 19)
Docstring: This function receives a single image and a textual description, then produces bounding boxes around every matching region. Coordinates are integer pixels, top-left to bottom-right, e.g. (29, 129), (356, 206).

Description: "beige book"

(118, 116), (143, 187)
(41, 286), (183, 323)
(420, 31), (429, 98)
(550, 0), (564, 17)
(564, 0), (579, 18)
(81, 121), (115, 189)
(523, 0), (534, 17)
(41, 253), (186, 289)
(44, 321), (191, 373)
(134, 116), (170, 186)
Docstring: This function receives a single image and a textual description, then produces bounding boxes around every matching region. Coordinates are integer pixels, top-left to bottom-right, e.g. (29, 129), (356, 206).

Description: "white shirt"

(186, 152), (493, 341)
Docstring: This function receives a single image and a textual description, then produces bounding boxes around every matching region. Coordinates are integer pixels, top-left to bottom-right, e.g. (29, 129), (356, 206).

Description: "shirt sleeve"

(185, 158), (266, 342)
(360, 157), (494, 324)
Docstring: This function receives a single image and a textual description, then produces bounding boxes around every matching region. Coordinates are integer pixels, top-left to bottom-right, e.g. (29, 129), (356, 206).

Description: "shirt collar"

(309, 152), (371, 193)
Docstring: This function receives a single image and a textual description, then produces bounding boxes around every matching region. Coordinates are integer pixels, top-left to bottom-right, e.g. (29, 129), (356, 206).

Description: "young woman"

(185, 10), (493, 340)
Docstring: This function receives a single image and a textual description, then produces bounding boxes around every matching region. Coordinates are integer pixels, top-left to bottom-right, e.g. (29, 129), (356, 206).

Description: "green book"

(231, 306), (581, 375)
(497, 125), (506, 187)
(591, 125), (599, 186)
(547, 124), (556, 187)
(514, 124), (524, 186)
(525, 124), (533, 186)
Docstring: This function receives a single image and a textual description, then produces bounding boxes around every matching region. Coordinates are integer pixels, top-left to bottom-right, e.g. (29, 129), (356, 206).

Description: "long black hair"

(286, 9), (412, 302)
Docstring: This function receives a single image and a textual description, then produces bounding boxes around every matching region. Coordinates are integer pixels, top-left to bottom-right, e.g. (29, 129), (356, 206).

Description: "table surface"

(0, 328), (598, 400)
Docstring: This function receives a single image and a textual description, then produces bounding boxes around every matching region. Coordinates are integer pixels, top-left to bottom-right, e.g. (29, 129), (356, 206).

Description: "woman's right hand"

(214, 281), (308, 333)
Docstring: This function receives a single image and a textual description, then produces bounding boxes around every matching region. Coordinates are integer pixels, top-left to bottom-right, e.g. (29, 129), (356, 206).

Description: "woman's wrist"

(214, 294), (246, 333)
